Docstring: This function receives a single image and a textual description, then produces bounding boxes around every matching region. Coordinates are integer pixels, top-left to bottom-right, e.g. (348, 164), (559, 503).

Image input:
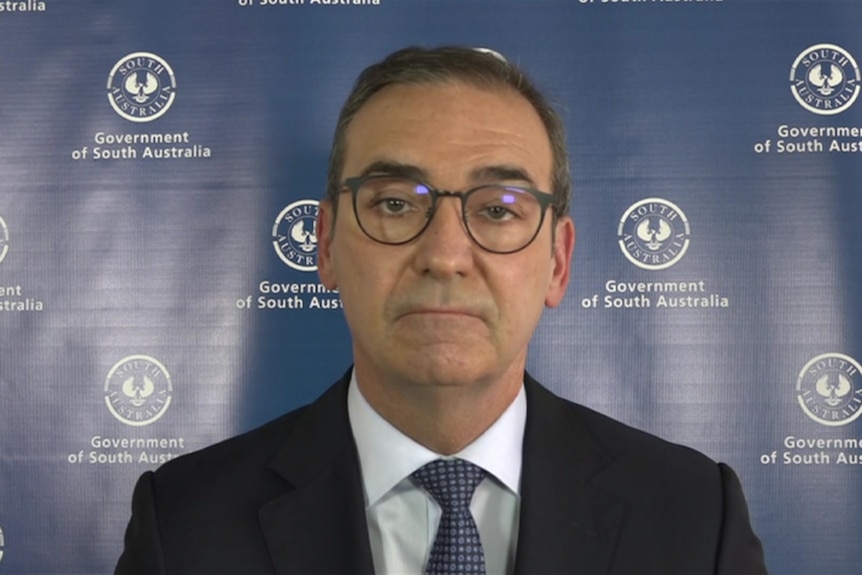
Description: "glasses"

(341, 175), (556, 254)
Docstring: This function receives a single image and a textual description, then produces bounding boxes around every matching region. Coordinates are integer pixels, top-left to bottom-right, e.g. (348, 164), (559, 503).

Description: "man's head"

(325, 46), (571, 220)
(317, 46), (575, 423)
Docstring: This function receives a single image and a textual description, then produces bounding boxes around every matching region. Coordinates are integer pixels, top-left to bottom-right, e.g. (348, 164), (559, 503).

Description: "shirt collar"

(347, 368), (526, 507)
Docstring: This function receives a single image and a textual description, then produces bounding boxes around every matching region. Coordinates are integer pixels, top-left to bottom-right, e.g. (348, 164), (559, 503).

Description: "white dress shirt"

(347, 371), (526, 575)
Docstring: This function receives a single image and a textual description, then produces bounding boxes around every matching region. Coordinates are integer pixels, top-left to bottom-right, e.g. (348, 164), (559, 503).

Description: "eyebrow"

(358, 160), (429, 181)
(469, 165), (536, 187)
(357, 160), (537, 187)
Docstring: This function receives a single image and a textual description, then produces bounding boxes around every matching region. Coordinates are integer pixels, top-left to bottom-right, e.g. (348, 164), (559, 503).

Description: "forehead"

(342, 81), (553, 187)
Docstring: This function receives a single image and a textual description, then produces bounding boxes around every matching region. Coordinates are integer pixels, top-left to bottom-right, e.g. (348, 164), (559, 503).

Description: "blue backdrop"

(1, 1), (860, 573)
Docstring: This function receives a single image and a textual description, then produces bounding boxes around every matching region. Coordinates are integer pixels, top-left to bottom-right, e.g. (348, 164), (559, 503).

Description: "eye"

(360, 179), (427, 218)
(470, 188), (526, 223)
(376, 197), (411, 215)
(481, 204), (516, 221)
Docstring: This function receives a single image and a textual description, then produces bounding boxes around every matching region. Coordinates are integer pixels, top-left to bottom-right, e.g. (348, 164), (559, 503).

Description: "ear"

(545, 215), (575, 308)
(316, 199), (338, 290)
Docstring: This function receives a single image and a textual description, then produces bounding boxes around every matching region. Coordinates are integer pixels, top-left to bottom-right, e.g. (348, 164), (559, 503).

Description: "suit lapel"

(514, 375), (626, 575)
(254, 372), (626, 574)
(258, 374), (375, 575)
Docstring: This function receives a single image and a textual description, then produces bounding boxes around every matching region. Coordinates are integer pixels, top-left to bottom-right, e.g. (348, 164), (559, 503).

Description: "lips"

(402, 307), (482, 317)
(388, 289), (492, 323)
(392, 300), (491, 324)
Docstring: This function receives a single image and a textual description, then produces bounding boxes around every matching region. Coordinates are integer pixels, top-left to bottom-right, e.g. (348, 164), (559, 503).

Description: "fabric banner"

(0, 1), (859, 573)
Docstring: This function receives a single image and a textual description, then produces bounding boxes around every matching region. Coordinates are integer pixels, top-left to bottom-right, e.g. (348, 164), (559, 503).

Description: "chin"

(397, 353), (497, 388)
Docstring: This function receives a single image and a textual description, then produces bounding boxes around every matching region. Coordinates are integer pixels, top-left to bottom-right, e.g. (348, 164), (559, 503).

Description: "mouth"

(401, 307), (483, 319)
(398, 305), (488, 323)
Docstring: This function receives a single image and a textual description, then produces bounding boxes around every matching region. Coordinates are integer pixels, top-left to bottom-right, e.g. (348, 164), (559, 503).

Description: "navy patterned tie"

(411, 458), (487, 575)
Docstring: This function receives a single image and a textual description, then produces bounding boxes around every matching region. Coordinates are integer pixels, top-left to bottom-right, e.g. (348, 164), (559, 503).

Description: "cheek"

(493, 259), (549, 317)
(332, 241), (396, 311)
(523, 255), (556, 309)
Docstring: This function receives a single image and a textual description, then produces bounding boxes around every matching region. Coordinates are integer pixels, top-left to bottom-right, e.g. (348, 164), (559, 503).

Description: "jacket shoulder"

(157, 404), (309, 480)
(526, 378), (725, 495)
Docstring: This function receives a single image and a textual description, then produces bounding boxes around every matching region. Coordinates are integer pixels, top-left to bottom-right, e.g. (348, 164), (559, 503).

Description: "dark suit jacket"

(115, 371), (767, 574)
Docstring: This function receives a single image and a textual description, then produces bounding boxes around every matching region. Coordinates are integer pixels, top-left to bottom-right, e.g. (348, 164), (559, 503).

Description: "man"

(116, 46), (767, 574)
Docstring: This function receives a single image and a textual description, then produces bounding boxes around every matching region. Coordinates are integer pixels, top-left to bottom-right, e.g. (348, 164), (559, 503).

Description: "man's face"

(317, 81), (574, 392)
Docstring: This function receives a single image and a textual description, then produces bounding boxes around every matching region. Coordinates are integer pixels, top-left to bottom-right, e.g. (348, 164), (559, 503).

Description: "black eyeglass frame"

(340, 175), (557, 255)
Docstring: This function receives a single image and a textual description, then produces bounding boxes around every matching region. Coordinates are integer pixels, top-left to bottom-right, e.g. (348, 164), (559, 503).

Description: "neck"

(354, 363), (523, 455)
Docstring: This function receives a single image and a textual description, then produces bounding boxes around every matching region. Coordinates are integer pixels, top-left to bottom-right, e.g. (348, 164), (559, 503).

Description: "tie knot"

(411, 458), (486, 513)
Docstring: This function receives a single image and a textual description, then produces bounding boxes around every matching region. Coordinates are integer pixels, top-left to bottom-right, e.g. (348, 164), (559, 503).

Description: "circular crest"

(790, 44), (860, 115)
(104, 355), (173, 426)
(617, 198), (691, 271)
(0, 214), (8, 265)
(797, 353), (862, 426)
(106, 52), (177, 122)
(272, 200), (319, 272)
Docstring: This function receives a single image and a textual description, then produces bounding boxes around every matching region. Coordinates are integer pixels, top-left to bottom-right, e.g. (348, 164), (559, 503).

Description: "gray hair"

(325, 46), (571, 219)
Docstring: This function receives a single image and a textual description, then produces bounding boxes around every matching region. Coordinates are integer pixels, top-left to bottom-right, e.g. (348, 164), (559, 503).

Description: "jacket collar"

(259, 371), (375, 575)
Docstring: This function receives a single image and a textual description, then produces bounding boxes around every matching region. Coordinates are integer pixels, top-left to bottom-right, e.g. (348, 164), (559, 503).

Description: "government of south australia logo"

(0, 214), (8, 265)
(617, 198), (690, 271)
(272, 200), (319, 272)
(790, 44), (860, 115)
(797, 353), (862, 426)
(104, 355), (173, 426)
(107, 52), (176, 122)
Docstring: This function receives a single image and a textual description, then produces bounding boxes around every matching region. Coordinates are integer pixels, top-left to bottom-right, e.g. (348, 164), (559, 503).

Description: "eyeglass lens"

(353, 177), (544, 253)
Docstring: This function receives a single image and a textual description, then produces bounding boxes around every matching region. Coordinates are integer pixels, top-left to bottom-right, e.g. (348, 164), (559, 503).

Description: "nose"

(411, 197), (476, 278)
